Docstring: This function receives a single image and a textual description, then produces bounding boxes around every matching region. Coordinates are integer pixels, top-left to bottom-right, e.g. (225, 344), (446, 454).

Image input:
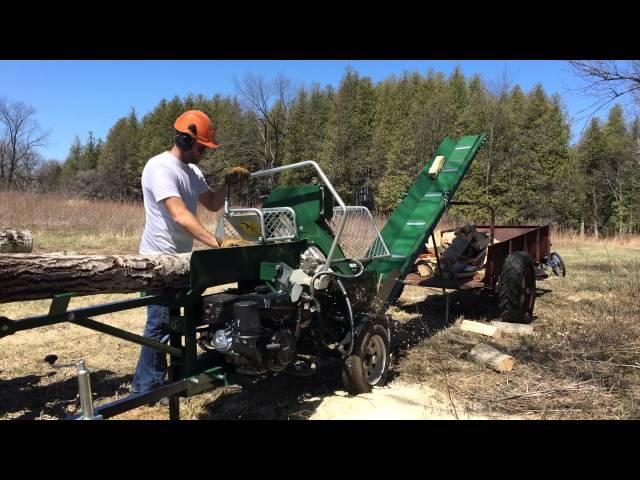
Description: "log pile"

(0, 229), (33, 253)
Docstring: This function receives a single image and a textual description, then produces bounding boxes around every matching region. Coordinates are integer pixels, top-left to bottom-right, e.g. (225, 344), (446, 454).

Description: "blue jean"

(131, 304), (170, 394)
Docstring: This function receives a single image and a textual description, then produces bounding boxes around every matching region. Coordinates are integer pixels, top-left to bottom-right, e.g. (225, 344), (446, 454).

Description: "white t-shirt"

(139, 151), (210, 255)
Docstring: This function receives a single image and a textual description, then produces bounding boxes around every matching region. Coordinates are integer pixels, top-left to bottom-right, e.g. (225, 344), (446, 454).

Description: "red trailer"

(403, 204), (566, 323)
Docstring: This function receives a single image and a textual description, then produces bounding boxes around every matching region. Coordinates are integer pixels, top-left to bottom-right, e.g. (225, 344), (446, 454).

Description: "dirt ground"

(1, 239), (639, 420)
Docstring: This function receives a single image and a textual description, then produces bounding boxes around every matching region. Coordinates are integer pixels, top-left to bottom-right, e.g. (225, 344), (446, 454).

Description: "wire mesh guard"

(220, 216), (242, 241)
(219, 207), (297, 243)
(262, 208), (297, 241)
(327, 206), (390, 261)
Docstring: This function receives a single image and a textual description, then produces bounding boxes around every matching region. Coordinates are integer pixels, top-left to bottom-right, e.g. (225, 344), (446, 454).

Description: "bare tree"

(235, 74), (295, 192)
(0, 98), (50, 191)
(0, 138), (7, 186)
(569, 61), (640, 116)
(14, 151), (43, 190)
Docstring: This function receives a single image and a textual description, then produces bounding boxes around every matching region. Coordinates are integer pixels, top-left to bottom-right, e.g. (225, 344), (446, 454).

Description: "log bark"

(0, 229), (33, 253)
(0, 253), (191, 304)
(467, 343), (515, 373)
(490, 321), (535, 335)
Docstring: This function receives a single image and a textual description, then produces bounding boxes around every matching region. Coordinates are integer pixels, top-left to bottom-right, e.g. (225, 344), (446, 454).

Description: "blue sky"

(0, 60), (635, 161)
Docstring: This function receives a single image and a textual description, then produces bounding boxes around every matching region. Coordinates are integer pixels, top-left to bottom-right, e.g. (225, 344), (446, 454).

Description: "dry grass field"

(1, 191), (639, 419)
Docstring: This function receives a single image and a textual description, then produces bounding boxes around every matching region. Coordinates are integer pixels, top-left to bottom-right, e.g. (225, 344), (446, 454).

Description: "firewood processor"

(1, 134), (488, 419)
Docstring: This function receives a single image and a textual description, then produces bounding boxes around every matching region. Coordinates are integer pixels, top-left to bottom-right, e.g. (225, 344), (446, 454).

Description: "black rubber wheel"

(549, 251), (566, 277)
(341, 317), (391, 395)
(497, 251), (536, 324)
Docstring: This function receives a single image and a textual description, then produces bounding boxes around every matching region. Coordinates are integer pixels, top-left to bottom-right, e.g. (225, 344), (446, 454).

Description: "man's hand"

(225, 166), (251, 187)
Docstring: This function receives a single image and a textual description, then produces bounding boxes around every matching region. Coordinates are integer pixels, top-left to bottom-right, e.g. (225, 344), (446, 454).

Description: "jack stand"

(76, 360), (103, 420)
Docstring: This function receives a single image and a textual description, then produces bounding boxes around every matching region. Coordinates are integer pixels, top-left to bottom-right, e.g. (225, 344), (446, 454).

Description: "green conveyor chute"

(367, 134), (486, 312)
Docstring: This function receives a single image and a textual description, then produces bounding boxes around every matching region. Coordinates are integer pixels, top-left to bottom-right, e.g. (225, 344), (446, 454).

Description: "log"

(468, 343), (515, 373)
(0, 253), (192, 304)
(0, 229), (33, 253)
(460, 320), (502, 339)
(220, 238), (257, 248)
(490, 321), (535, 335)
(416, 263), (432, 277)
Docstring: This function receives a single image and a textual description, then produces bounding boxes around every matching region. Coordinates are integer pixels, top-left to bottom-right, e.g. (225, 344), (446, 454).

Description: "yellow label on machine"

(238, 220), (261, 236)
(226, 214), (263, 241)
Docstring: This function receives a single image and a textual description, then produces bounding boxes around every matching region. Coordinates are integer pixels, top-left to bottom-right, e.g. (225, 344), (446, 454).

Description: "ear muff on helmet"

(175, 128), (196, 152)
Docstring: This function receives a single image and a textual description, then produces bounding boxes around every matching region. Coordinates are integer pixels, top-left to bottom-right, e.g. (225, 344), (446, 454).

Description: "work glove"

(224, 166), (251, 186)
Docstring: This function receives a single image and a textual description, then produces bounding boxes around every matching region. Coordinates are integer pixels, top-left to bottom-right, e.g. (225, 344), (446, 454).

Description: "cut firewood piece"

(440, 231), (456, 247)
(468, 343), (515, 373)
(426, 229), (442, 248)
(428, 155), (446, 179)
(490, 321), (535, 335)
(0, 229), (33, 253)
(460, 320), (502, 339)
(417, 263), (432, 277)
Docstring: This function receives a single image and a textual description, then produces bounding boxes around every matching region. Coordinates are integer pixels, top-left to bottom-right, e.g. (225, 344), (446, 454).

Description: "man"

(131, 109), (249, 397)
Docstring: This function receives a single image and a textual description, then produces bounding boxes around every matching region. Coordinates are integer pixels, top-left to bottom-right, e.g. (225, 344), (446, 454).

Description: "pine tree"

(447, 66), (468, 137)
(79, 131), (101, 171)
(576, 118), (608, 237)
(54, 66), (595, 233)
(602, 104), (631, 233)
(374, 72), (420, 211)
(98, 110), (139, 200)
(625, 116), (640, 232)
(323, 68), (376, 202)
(59, 136), (85, 196)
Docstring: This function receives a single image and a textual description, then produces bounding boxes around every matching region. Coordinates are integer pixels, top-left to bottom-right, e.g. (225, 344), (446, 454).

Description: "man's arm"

(198, 186), (226, 212)
(199, 167), (251, 212)
(162, 196), (219, 248)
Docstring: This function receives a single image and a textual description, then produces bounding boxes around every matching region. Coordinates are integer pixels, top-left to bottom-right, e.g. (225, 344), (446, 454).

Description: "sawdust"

(309, 381), (512, 420)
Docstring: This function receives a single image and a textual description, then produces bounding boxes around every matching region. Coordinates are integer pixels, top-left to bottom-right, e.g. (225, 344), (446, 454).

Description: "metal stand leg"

(431, 232), (451, 324)
(169, 395), (180, 420)
(445, 291), (450, 324)
(76, 360), (103, 420)
(168, 329), (182, 421)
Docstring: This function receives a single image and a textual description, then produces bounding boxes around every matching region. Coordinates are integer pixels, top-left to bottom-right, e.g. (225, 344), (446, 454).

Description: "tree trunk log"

(0, 229), (33, 253)
(0, 253), (191, 304)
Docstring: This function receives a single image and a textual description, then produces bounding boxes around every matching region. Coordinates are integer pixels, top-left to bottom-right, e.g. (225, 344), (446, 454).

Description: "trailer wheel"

(342, 317), (390, 395)
(549, 252), (566, 277)
(497, 251), (536, 324)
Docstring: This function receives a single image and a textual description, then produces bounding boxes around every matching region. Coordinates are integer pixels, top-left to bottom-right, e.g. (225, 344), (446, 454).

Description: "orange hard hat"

(174, 110), (219, 149)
